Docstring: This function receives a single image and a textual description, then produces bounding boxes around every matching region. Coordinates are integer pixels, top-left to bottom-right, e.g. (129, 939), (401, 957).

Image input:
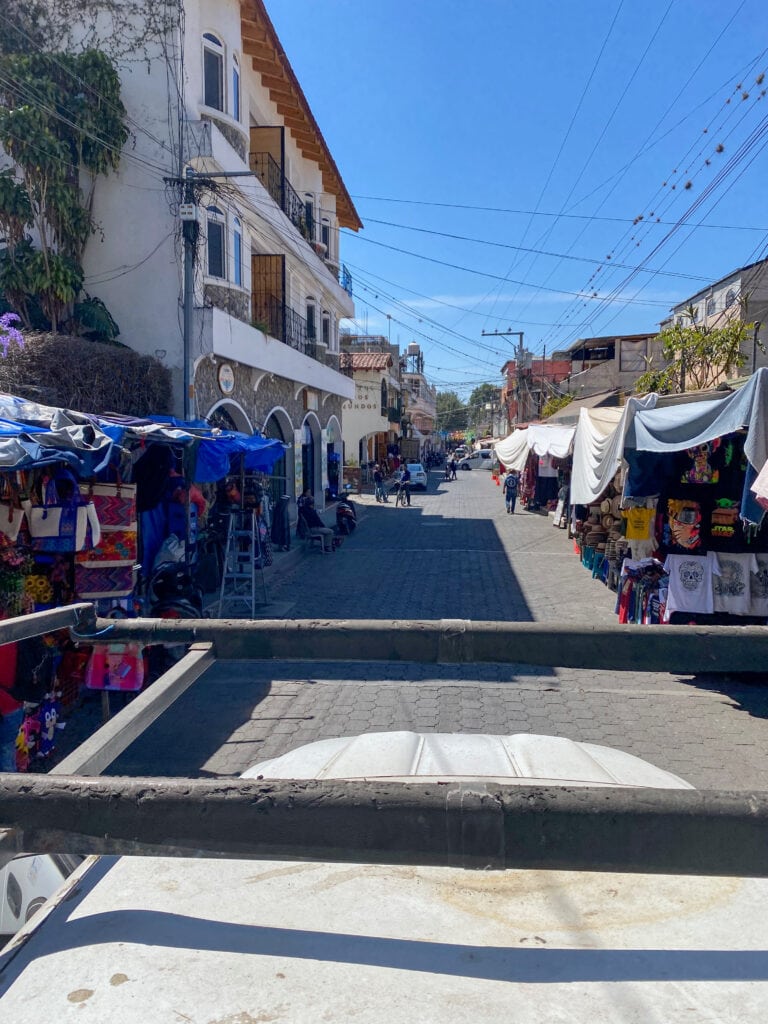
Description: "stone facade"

(194, 355), (344, 506)
(204, 282), (251, 325)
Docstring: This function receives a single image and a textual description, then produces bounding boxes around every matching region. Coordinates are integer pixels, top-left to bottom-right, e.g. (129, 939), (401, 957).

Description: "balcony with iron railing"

(252, 296), (317, 360)
(249, 152), (311, 241)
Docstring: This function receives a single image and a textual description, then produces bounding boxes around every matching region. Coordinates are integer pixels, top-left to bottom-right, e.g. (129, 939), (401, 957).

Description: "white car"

(458, 449), (494, 470)
(400, 462), (428, 490)
(0, 853), (82, 943)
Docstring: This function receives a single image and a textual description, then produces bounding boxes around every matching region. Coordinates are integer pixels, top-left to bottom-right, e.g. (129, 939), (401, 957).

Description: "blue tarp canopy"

(193, 431), (285, 481)
(0, 400), (115, 475)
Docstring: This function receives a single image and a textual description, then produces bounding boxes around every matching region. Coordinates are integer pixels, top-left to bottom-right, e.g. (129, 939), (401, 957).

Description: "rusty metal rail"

(70, 611), (768, 674)
(2, 775), (768, 877)
(2, 604), (768, 878)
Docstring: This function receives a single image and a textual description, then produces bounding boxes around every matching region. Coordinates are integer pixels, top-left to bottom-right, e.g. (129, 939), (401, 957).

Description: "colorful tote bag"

(76, 529), (138, 566)
(75, 563), (135, 599)
(80, 480), (137, 532)
(85, 641), (145, 692)
(28, 472), (100, 553)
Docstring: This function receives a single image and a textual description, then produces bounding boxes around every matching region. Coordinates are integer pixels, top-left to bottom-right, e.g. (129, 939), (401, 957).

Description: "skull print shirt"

(662, 552), (721, 622)
(713, 553), (758, 616)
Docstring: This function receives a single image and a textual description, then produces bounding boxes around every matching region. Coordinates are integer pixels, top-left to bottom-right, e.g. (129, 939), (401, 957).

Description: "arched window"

(232, 216), (242, 287)
(706, 296), (716, 316)
(725, 288), (737, 308)
(232, 53), (240, 121)
(207, 205), (225, 279)
(321, 216), (331, 257)
(203, 33), (224, 111)
(306, 296), (316, 340)
(322, 310), (330, 347)
(690, 305), (699, 323)
(304, 194), (315, 242)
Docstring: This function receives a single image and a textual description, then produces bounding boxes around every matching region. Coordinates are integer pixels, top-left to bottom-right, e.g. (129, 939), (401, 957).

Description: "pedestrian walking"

(399, 463), (412, 506)
(449, 458), (457, 480)
(503, 469), (519, 514)
(373, 464), (388, 503)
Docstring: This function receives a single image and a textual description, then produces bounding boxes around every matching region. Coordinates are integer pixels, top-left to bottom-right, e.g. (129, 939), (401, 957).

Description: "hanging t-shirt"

(750, 554), (768, 617)
(538, 455), (558, 478)
(662, 552), (721, 621)
(622, 507), (655, 540)
(712, 553), (758, 616)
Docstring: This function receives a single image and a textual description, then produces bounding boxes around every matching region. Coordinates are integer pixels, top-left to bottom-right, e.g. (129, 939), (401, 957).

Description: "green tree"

(635, 306), (753, 395)
(467, 383), (500, 430)
(542, 394), (573, 419)
(435, 391), (467, 432)
(0, 44), (128, 331)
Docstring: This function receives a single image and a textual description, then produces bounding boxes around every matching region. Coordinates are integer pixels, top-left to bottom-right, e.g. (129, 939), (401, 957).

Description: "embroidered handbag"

(80, 479), (137, 531)
(75, 563), (136, 599)
(0, 501), (24, 542)
(29, 471), (101, 553)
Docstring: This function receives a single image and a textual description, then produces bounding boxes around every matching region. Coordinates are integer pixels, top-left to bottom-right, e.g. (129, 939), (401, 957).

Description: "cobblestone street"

(109, 469), (768, 789)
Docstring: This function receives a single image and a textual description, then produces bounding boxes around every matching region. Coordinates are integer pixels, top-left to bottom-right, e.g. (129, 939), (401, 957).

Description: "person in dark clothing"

(449, 459), (457, 480)
(399, 464), (412, 506)
(298, 493), (334, 552)
(373, 465), (388, 503)
(503, 470), (519, 514)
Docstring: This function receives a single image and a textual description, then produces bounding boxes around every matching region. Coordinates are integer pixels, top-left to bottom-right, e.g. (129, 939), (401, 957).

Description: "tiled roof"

(340, 352), (392, 371)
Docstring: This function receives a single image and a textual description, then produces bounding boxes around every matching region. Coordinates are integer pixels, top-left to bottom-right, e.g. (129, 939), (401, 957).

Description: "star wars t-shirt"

(662, 552), (721, 621)
(713, 553), (758, 616)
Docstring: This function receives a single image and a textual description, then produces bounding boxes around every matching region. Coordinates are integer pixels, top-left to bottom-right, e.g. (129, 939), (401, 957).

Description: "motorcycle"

(336, 496), (357, 535)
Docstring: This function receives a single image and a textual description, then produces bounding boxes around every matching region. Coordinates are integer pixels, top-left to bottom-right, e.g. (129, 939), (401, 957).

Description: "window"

(304, 195), (315, 241)
(706, 296), (716, 316)
(233, 217), (242, 287)
(321, 218), (331, 256)
(620, 338), (648, 372)
(690, 305), (699, 323)
(207, 206), (225, 279)
(322, 311), (330, 347)
(725, 288), (737, 308)
(232, 54), (240, 121)
(306, 297), (316, 339)
(203, 33), (224, 111)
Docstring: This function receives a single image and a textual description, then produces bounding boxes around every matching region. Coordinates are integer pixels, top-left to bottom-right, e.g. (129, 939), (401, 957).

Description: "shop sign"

(217, 363), (235, 395)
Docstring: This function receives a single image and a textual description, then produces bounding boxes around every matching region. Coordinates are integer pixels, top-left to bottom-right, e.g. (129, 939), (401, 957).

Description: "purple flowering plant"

(0, 313), (24, 356)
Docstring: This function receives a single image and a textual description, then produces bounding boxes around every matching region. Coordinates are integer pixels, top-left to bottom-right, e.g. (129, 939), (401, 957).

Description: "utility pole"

(169, 168), (259, 421)
(482, 329), (524, 425)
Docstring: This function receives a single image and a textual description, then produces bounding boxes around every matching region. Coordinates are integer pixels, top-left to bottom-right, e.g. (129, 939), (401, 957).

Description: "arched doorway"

(326, 415), (341, 499)
(301, 413), (321, 500)
(263, 407), (292, 505)
(206, 399), (252, 434)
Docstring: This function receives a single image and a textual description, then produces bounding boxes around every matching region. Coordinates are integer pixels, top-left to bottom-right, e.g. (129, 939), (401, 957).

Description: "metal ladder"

(215, 509), (268, 618)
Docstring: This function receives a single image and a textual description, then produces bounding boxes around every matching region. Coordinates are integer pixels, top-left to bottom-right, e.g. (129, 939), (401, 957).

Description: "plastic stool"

(582, 546), (595, 570)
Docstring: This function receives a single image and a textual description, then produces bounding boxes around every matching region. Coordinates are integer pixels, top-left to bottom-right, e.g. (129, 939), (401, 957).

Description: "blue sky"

(268, 0), (768, 398)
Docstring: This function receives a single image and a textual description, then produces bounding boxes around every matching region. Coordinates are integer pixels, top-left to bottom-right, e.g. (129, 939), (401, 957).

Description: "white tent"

(494, 423), (576, 472)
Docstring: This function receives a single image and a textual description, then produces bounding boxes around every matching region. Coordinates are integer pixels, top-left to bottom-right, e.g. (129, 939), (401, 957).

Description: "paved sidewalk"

(105, 469), (768, 790)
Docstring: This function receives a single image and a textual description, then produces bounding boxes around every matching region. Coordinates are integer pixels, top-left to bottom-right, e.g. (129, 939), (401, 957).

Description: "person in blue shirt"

(503, 470), (519, 514)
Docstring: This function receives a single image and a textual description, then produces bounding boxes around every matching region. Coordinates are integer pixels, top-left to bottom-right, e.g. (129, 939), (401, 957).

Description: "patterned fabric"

(75, 564), (135, 599)
(75, 529), (137, 566)
(85, 642), (145, 691)
(80, 482), (137, 531)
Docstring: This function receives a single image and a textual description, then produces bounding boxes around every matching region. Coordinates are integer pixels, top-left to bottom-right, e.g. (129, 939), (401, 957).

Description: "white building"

(339, 350), (402, 468)
(80, 0), (361, 507)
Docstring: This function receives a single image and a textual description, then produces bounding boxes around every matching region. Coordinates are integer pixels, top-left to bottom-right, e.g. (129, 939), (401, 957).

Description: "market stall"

(573, 370), (768, 626)
(495, 424), (575, 512)
(0, 394), (286, 771)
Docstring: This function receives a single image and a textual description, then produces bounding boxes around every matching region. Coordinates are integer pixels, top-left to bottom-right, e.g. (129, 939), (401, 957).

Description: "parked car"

(458, 449), (494, 470)
(398, 462), (428, 489)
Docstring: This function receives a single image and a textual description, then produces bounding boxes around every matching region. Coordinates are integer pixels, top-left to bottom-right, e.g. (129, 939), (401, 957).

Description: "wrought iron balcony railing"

(252, 297), (316, 360)
(250, 152), (312, 241)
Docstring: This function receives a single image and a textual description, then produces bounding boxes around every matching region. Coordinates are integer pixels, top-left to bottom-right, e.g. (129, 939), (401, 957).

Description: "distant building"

(660, 257), (768, 380)
(552, 333), (662, 400)
(501, 355), (571, 425)
(339, 349), (402, 467)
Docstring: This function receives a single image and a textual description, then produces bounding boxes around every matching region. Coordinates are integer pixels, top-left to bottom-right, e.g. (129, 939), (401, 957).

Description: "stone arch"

(206, 398), (252, 433)
(301, 411), (322, 503)
(263, 406), (294, 502)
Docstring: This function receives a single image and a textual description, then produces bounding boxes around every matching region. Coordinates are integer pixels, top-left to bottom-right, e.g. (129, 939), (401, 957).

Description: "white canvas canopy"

(494, 424), (575, 472)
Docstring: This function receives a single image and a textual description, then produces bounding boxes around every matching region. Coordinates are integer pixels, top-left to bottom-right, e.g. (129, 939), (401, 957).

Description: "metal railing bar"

(0, 603), (94, 645)
(1, 778), (768, 877)
(51, 643), (215, 778)
(59, 615), (768, 675)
